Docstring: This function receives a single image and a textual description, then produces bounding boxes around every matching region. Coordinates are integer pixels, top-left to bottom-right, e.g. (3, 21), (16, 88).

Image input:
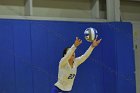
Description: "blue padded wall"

(0, 20), (15, 93)
(13, 20), (33, 93)
(114, 23), (136, 93)
(0, 19), (136, 93)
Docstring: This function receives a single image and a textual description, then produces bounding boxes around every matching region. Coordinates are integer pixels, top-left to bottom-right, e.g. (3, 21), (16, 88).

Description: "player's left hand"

(92, 38), (102, 47)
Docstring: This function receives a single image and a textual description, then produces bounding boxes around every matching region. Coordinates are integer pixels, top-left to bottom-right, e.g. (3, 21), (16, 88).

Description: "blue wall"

(0, 19), (136, 93)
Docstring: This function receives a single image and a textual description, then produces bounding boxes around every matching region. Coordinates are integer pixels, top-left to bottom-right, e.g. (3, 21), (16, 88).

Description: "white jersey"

(55, 44), (94, 91)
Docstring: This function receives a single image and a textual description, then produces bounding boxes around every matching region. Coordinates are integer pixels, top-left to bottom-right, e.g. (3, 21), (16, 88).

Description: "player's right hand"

(74, 37), (82, 47)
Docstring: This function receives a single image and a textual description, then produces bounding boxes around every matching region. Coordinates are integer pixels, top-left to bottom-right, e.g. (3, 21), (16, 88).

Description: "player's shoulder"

(59, 57), (65, 64)
(74, 58), (81, 68)
(59, 58), (68, 67)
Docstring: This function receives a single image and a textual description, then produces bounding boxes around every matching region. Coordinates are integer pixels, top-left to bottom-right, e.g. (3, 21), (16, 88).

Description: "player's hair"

(63, 47), (70, 57)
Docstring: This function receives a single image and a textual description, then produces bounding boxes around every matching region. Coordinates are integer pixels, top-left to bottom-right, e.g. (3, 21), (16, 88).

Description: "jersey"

(55, 44), (94, 91)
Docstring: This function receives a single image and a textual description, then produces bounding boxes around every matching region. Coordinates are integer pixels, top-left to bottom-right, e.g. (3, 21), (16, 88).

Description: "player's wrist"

(91, 44), (96, 48)
(74, 43), (78, 47)
(73, 44), (77, 48)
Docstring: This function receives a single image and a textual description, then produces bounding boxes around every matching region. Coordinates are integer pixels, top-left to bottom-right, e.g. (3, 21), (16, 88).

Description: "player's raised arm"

(75, 38), (102, 67)
(60, 37), (82, 67)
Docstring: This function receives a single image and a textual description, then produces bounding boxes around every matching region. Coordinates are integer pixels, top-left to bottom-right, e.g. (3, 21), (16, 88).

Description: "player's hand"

(74, 37), (82, 47)
(92, 38), (102, 47)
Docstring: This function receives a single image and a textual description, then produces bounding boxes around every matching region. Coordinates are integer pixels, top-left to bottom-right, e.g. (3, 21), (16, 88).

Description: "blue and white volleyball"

(84, 27), (98, 42)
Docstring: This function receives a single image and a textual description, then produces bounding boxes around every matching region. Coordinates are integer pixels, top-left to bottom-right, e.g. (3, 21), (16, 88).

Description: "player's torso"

(55, 60), (79, 91)
(58, 62), (77, 82)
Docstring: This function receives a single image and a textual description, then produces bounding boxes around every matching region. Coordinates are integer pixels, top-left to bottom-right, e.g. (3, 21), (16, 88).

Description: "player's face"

(66, 48), (75, 61)
(70, 52), (75, 61)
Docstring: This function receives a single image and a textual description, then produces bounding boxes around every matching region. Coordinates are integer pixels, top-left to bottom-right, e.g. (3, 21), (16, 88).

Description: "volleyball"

(84, 27), (98, 42)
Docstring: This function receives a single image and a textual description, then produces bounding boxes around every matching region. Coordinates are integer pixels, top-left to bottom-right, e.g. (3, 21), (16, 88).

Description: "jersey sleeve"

(75, 45), (95, 67)
(59, 44), (77, 67)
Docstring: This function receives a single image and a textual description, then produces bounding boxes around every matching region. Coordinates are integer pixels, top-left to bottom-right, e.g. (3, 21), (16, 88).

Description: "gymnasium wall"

(133, 22), (140, 93)
(0, 19), (136, 93)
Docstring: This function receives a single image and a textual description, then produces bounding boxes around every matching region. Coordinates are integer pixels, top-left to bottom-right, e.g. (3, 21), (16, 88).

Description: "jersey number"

(68, 74), (75, 79)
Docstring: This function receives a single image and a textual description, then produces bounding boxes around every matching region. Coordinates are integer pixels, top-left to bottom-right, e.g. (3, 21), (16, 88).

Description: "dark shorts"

(51, 86), (71, 93)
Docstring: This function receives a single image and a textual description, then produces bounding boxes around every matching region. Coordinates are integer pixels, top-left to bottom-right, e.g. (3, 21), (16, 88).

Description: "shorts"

(51, 86), (71, 93)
